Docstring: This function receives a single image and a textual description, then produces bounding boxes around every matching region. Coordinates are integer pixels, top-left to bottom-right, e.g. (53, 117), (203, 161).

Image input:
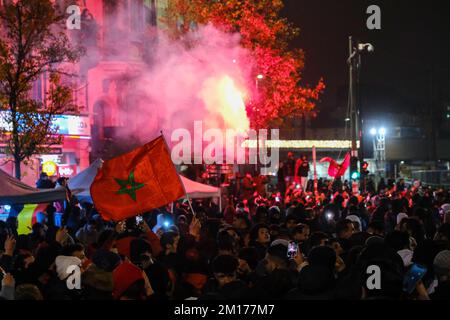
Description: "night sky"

(282, 0), (450, 127)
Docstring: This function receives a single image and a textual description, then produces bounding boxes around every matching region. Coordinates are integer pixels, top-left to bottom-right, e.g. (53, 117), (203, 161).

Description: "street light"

(257, 74), (264, 80)
(358, 43), (375, 53)
(370, 128), (377, 136)
(378, 127), (386, 136)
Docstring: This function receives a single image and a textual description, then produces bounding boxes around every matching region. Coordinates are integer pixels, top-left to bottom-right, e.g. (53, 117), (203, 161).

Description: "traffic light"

(350, 156), (359, 180)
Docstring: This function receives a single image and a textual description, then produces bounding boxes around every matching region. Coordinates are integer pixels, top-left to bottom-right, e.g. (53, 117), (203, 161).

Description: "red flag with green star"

(90, 135), (185, 221)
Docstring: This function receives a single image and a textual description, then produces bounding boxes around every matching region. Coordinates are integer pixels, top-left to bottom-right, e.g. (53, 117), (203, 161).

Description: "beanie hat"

(55, 256), (82, 280)
(397, 213), (409, 225)
(270, 239), (289, 248)
(92, 249), (121, 272)
(112, 261), (144, 299)
(433, 250), (450, 277)
(346, 215), (362, 232)
(441, 204), (450, 214)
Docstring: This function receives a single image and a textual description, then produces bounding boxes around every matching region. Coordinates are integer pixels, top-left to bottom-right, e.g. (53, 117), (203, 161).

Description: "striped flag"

(17, 203), (49, 235)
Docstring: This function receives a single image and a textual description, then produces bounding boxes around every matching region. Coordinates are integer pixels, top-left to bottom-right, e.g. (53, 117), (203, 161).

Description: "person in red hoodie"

(114, 218), (162, 259)
(113, 261), (151, 300)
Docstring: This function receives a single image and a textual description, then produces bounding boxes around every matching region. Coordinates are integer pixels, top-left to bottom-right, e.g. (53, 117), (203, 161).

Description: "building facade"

(0, 0), (168, 185)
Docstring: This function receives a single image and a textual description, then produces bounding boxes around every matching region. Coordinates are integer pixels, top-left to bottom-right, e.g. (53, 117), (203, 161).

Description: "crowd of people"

(0, 158), (450, 300)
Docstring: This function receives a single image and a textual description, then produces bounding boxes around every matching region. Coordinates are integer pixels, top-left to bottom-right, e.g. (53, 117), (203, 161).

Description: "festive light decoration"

(242, 140), (360, 149)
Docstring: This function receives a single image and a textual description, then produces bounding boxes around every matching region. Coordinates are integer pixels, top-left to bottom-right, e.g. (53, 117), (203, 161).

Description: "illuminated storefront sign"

(42, 161), (57, 176)
(0, 112), (90, 136)
(242, 140), (361, 149)
(53, 115), (90, 136)
(57, 164), (77, 177)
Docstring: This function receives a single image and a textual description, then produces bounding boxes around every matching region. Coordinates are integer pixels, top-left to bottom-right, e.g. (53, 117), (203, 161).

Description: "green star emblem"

(114, 170), (145, 201)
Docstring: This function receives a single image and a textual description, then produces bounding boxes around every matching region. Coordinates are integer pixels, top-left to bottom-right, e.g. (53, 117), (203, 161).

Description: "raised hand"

(189, 216), (201, 240)
(4, 235), (16, 256)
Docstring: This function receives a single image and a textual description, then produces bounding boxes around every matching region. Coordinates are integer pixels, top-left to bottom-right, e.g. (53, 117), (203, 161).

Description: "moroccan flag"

(320, 152), (351, 178)
(90, 136), (185, 221)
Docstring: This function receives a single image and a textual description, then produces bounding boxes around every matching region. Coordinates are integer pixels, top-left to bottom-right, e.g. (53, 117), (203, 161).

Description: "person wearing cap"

(430, 250), (450, 300)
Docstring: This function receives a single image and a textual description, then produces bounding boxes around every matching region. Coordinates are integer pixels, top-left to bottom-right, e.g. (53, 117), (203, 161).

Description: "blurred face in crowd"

(341, 222), (355, 239)
(166, 235), (180, 254)
(214, 272), (236, 287)
(227, 229), (240, 243)
(264, 253), (286, 273)
(237, 259), (251, 275)
(294, 226), (310, 242)
(36, 225), (46, 237)
(233, 217), (247, 230)
(329, 241), (344, 256)
(257, 228), (270, 245)
(72, 249), (86, 262)
(286, 219), (297, 230)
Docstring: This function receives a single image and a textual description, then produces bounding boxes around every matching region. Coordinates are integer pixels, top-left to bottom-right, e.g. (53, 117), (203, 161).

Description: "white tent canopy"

(179, 176), (221, 199)
(68, 158), (103, 198)
(68, 159), (221, 201)
(0, 169), (67, 205)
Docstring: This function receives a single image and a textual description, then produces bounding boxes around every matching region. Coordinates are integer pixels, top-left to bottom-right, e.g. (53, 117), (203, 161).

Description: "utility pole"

(347, 36), (374, 191)
(348, 37), (360, 194)
(349, 37), (359, 158)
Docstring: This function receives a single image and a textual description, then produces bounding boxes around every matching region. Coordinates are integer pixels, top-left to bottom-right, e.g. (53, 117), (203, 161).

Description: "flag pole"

(313, 146), (318, 194)
(185, 194), (196, 217)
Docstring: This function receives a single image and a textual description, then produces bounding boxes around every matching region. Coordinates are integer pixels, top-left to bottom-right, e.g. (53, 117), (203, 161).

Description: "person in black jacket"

(201, 255), (247, 300)
(36, 172), (55, 189)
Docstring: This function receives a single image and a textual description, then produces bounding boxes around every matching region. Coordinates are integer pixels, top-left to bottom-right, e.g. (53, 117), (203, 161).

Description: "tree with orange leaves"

(165, 0), (325, 129)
